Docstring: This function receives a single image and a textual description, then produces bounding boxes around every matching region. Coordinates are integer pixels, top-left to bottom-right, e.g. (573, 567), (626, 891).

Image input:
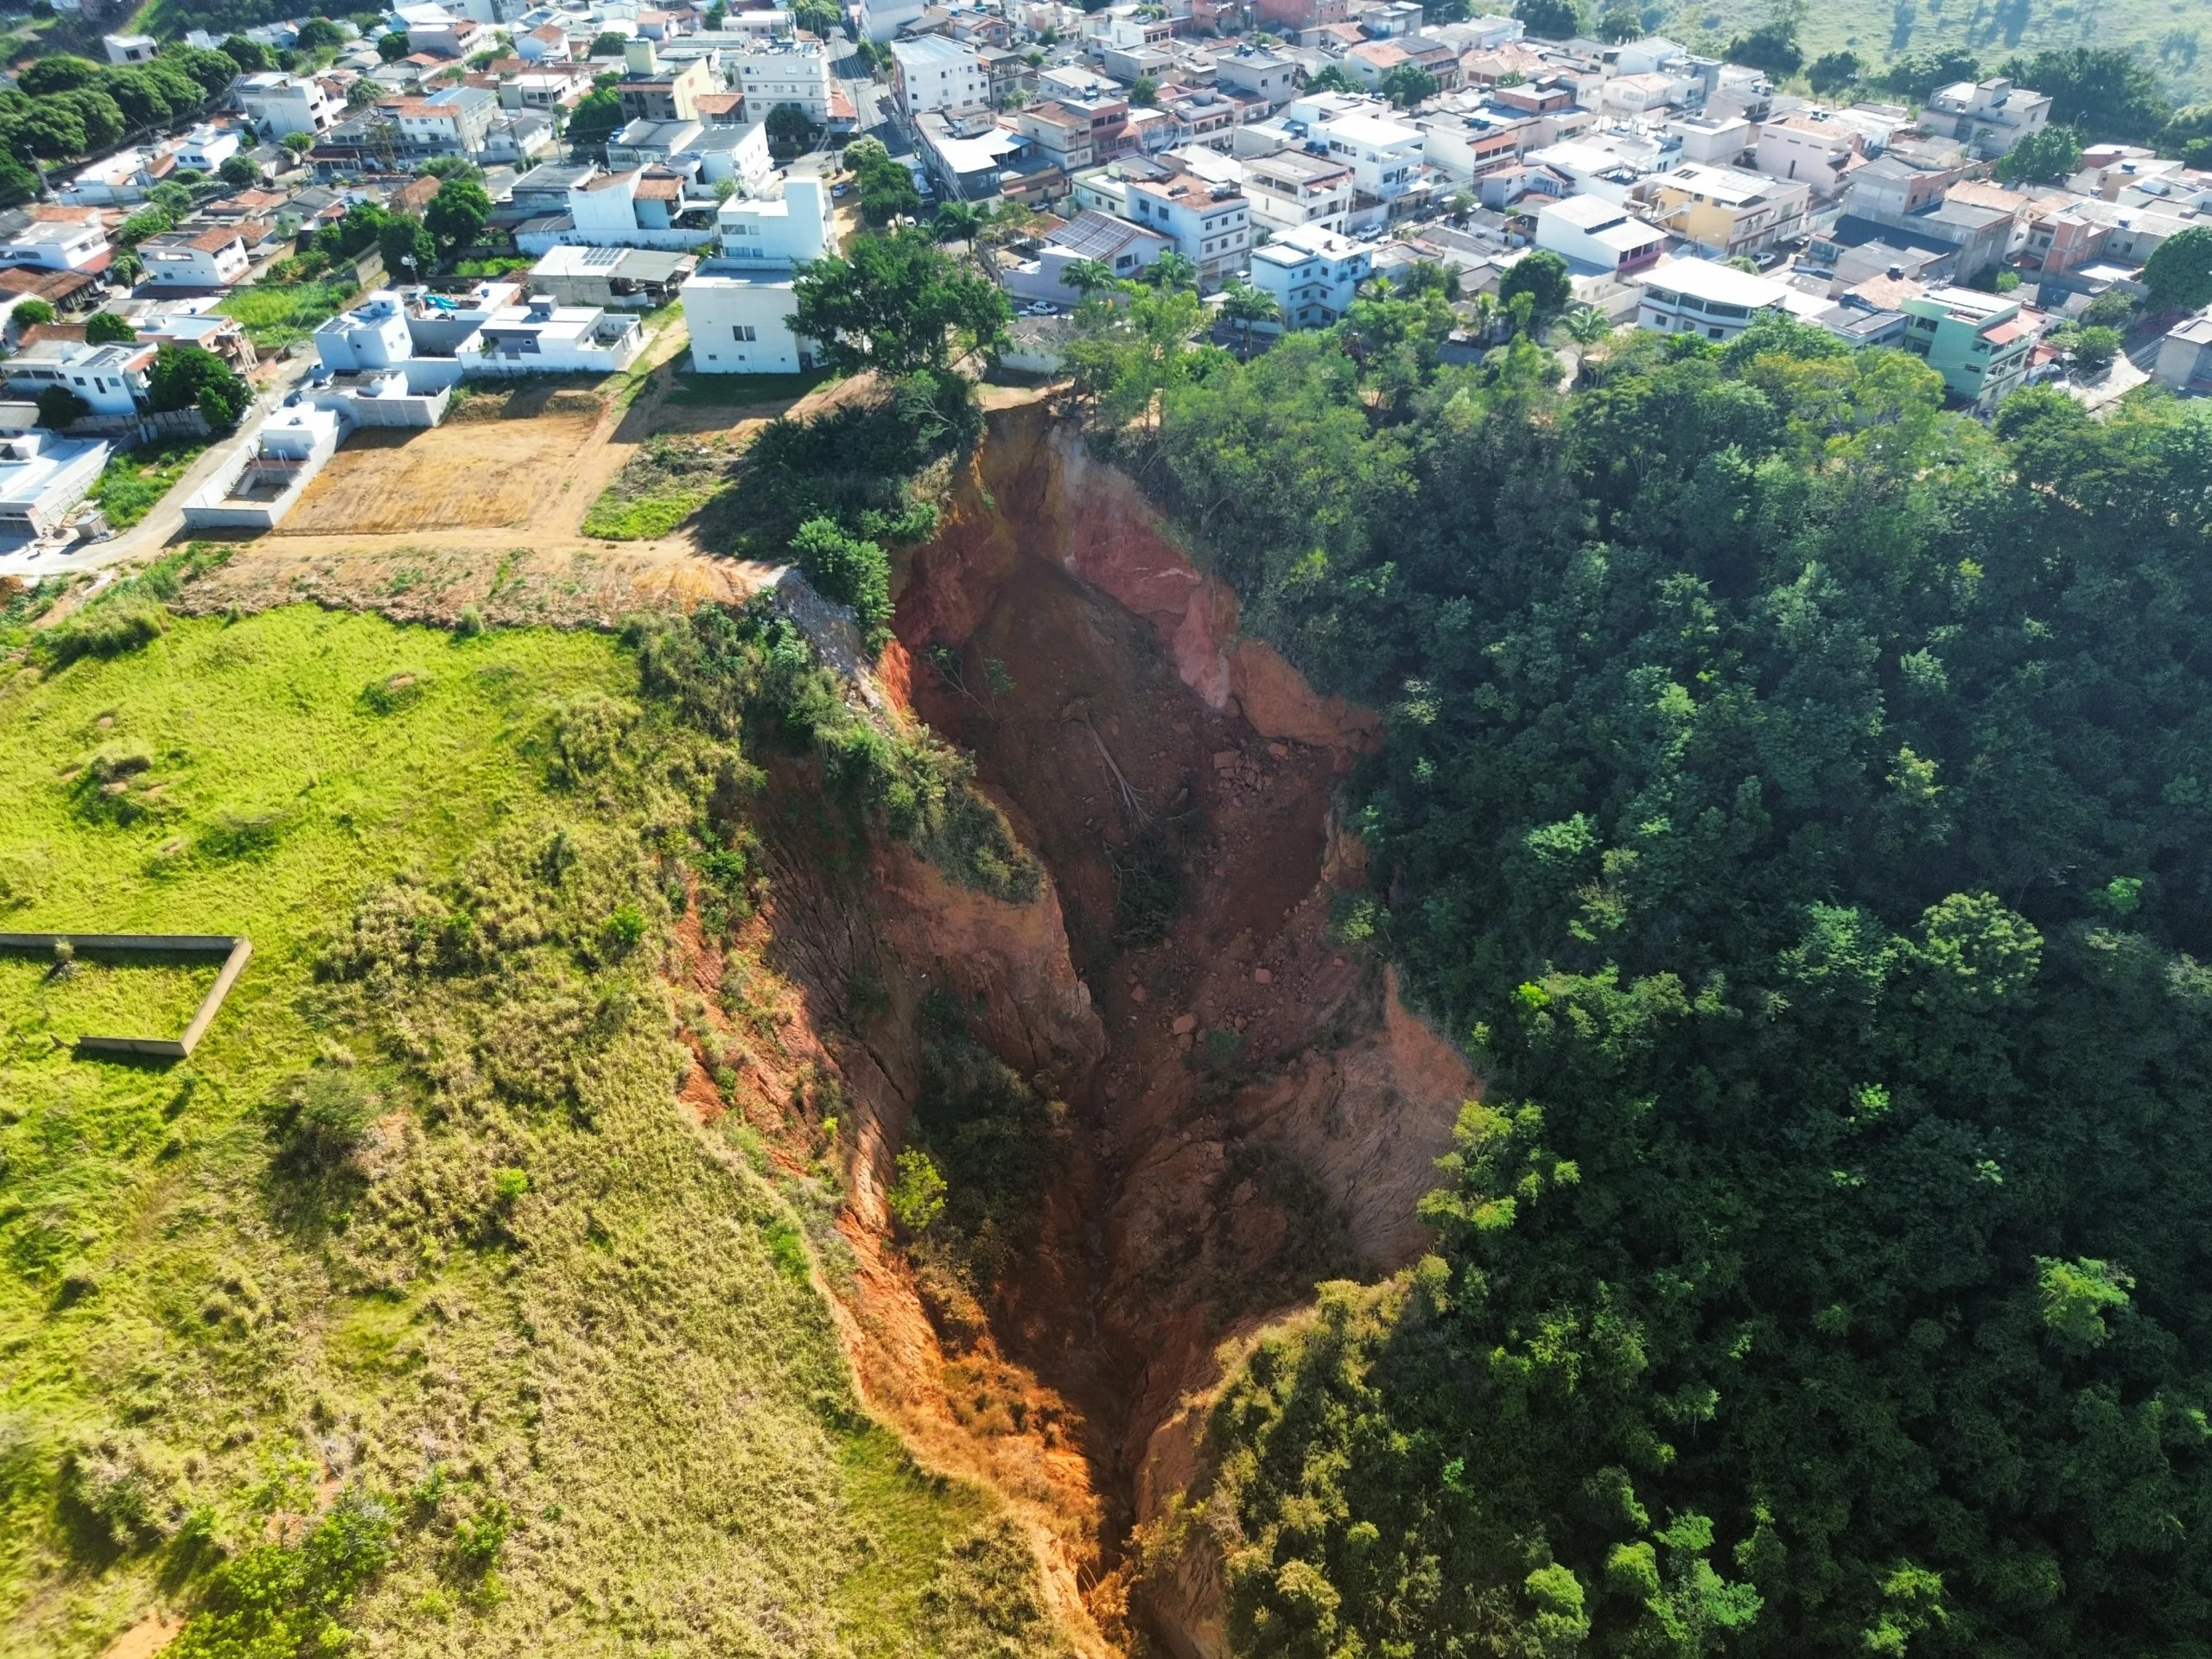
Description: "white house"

(1124, 171), (1249, 283)
(233, 71), (343, 139)
(1535, 193), (1663, 276)
(1248, 221), (1377, 330)
(456, 296), (646, 376)
(1634, 255), (1792, 342)
(1001, 207), (1168, 303)
(101, 32), (159, 63)
(857, 0), (926, 43)
(890, 35), (988, 121)
(3, 340), (156, 417)
(682, 175), (836, 374)
(173, 124), (246, 173)
(314, 290), (415, 372)
(0, 213), (111, 273)
(1317, 111), (1424, 207)
(1921, 77), (2052, 158)
(714, 175), (839, 264)
(1241, 148), (1354, 237)
(0, 431), (111, 535)
(139, 225), (253, 289)
(1753, 111), (1863, 196)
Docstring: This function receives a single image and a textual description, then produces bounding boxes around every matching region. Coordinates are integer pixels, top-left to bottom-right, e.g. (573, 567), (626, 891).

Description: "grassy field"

(216, 280), (359, 351)
(581, 433), (730, 539)
(1656, 0), (2211, 103)
(90, 437), (207, 530)
(0, 601), (1056, 1657)
(668, 364), (836, 407)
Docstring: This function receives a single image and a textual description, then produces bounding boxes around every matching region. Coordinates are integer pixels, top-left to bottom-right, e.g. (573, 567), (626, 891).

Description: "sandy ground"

(171, 336), (881, 629)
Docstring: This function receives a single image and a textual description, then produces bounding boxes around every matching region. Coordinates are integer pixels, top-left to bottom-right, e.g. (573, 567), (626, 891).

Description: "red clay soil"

(887, 397), (1477, 1647)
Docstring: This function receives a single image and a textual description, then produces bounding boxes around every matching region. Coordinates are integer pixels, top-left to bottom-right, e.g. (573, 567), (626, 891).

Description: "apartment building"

(617, 40), (715, 123)
(1318, 110), (1423, 204)
(892, 35), (988, 119)
(731, 40), (836, 124)
(682, 175), (835, 374)
(1124, 170), (1250, 283)
(1643, 162), (1808, 259)
(382, 85), (500, 156)
(1016, 103), (1098, 172)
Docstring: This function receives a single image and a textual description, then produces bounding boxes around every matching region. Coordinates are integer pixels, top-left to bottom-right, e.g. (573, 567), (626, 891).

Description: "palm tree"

(1058, 257), (1116, 300)
(1145, 251), (1199, 293)
(1558, 304), (1616, 356)
(931, 200), (984, 245)
(1220, 279), (1281, 352)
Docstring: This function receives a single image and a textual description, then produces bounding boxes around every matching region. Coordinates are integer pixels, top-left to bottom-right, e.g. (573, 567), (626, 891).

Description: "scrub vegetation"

(0, 597), (1056, 1657)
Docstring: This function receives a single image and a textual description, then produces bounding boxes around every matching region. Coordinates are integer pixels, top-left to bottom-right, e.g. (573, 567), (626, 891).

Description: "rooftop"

(1639, 255), (1790, 308)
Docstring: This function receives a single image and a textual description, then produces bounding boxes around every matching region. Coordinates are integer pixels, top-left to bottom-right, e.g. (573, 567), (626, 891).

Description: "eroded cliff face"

(872, 397), (1479, 1650)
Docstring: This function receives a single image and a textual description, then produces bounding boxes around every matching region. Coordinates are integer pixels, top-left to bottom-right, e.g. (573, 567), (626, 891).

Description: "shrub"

(789, 516), (891, 642)
(450, 1497), (512, 1571)
(13, 297), (54, 328)
(61, 1430), (183, 1548)
(887, 1148), (946, 1234)
(170, 1491), (395, 1659)
(270, 1068), (385, 1173)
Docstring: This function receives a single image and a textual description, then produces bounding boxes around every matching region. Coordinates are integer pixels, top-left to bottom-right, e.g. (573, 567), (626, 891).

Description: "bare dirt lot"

(280, 389), (606, 536)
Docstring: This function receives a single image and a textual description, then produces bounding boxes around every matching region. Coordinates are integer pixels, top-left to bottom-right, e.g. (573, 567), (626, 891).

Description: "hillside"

(0, 594), (1058, 1657)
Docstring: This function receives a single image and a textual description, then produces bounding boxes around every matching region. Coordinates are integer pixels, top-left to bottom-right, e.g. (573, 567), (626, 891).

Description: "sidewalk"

(0, 353), (317, 581)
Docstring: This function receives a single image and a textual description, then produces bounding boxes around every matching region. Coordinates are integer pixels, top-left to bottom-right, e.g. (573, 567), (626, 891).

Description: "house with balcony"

(1316, 109), (1424, 225)
(380, 85), (500, 157)
(1633, 255), (1791, 342)
(1754, 111), (1863, 198)
(616, 40), (715, 123)
(457, 296), (645, 377)
(1642, 162), (1808, 259)
(1249, 221), (1376, 328)
(3, 339), (156, 417)
(1125, 170), (1250, 283)
(731, 39), (835, 125)
(0, 212), (110, 274)
(1899, 284), (2035, 410)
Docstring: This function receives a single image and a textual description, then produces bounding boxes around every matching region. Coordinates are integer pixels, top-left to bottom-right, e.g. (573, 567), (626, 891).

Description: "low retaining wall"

(0, 932), (251, 1058)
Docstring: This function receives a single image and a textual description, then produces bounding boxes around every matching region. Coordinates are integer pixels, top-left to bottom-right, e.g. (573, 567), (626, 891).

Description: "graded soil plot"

(280, 403), (604, 535)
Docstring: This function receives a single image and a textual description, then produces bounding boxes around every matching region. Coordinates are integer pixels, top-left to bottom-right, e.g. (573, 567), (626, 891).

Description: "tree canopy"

(788, 226), (1009, 377)
(1080, 297), (2212, 1659)
(2142, 225), (2212, 313)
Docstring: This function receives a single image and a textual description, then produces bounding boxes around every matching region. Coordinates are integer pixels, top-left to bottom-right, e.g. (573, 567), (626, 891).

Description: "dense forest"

(1090, 309), (2212, 1655)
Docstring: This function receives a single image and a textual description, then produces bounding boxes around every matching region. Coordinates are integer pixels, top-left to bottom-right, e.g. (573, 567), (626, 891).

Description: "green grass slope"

(0, 605), (1052, 1658)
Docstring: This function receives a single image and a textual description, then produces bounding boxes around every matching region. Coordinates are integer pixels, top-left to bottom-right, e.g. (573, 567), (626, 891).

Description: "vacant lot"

(282, 397), (603, 535)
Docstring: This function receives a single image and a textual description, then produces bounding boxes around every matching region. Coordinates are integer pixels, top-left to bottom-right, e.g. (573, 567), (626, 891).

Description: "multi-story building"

(891, 35), (988, 120)
(233, 71), (343, 139)
(1211, 47), (1297, 113)
(1241, 147), (1353, 235)
(1015, 103), (1098, 172)
(1252, 0), (1346, 35)
(616, 40), (715, 124)
(1753, 110), (1863, 197)
(858, 0), (928, 42)
(1535, 192), (1663, 276)
(173, 124), (246, 173)
(1642, 162), (1808, 259)
(1920, 77), (2051, 158)
(382, 85), (500, 156)
(1633, 255), (1791, 342)
(1248, 221), (1375, 327)
(1898, 285), (2034, 409)
(730, 40), (836, 125)
(682, 175), (836, 374)
(1317, 110), (1423, 207)
(1000, 207), (1169, 302)
(1124, 169), (1249, 283)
